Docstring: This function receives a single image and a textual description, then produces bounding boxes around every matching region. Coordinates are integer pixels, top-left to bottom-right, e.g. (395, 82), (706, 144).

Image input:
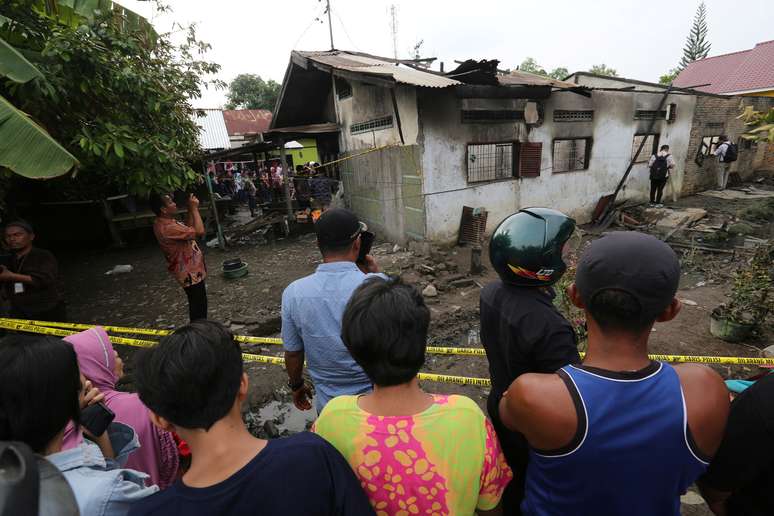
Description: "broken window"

(553, 110), (594, 122)
(335, 77), (352, 99)
(461, 110), (523, 123)
(350, 116), (393, 135)
(631, 134), (660, 163)
(700, 135), (722, 156)
(552, 138), (592, 173)
(467, 142), (515, 182)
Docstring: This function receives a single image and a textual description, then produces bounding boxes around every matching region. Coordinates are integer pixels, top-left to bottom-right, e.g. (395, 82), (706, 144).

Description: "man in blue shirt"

(282, 208), (381, 413)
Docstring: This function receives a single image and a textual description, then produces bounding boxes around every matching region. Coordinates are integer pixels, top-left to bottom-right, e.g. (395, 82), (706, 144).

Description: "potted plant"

(710, 243), (773, 342)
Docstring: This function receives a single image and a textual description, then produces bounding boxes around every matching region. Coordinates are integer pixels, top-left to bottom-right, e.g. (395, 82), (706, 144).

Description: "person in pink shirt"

(314, 277), (512, 515)
(62, 327), (180, 489)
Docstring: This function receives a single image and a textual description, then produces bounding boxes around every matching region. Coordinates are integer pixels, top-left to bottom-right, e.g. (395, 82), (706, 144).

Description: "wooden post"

(203, 162), (226, 250)
(470, 245), (483, 275)
(277, 137), (294, 219)
(101, 199), (126, 248)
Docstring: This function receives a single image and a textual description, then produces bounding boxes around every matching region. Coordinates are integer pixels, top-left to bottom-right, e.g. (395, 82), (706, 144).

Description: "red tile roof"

(222, 109), (273, 136)
(674, 40), (774, 95)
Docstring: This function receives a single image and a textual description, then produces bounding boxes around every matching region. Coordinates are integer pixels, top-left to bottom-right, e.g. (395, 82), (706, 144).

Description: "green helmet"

(489, 208), (576, 287)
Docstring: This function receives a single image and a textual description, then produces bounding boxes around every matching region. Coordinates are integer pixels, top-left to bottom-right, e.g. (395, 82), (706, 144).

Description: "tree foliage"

(225, 73), (281, 112)
(589, 64), (618, 77)
(517, 58), (569, 80)
(0, 0), (221, 199)
(679, 2), (711, 70)
(659, 68), (680, 85)
(738, 106), (774, 143)
(548, 67), (569, 80)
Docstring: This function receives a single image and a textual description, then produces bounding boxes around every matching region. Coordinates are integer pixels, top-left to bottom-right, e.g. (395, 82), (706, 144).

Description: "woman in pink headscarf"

(62, 327), (179, 489)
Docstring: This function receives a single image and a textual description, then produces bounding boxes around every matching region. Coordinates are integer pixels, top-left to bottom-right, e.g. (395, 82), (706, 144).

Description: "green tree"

(679, 2), (711, 70)
(0, 0), (221, 199)
(225, 74), (281, 111)
(589, 64), (618, 77)
(548, 67), (569, 80)
(518, 57), (546, 76)
(659, 68), (680, 85)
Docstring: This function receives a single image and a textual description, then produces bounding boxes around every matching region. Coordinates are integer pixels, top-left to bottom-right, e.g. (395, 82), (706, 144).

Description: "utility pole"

(325, 0), (334, 50)
(389, 4), (398, 59)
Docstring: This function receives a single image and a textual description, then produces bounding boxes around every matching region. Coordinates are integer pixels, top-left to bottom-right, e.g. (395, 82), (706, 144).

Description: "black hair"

(319, 239), (356, 258)
(660, 145), (670, 151)
(720, 135), (729, 141)
(587, 289), (654, 334)
(148, 193), (166, 216)
(0, 335), (81, 454)
(341, 277), (430, 386)
(133, 320), (243, 430)
(4, 220), (34, 234)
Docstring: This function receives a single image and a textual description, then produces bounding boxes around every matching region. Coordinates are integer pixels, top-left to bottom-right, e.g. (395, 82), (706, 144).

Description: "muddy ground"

(58, 179), (773, 515)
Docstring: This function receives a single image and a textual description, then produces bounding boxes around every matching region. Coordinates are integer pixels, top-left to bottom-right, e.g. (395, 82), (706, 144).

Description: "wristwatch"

(288, 378), (305, 392)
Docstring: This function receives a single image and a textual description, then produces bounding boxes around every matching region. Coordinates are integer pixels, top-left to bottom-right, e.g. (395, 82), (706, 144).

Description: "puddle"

(246, 398), (318, 437)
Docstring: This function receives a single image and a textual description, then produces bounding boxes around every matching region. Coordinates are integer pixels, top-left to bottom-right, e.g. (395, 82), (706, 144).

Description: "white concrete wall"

(334, 80), (419, 152)
(418, 88), (696, 243)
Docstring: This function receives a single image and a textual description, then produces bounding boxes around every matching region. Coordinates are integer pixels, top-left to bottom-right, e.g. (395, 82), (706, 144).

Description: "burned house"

(271, 50), (774, 244)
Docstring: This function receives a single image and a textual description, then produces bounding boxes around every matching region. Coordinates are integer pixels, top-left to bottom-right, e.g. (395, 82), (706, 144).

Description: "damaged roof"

(294, 50), (461, 89)
(222, 109), (272, 136)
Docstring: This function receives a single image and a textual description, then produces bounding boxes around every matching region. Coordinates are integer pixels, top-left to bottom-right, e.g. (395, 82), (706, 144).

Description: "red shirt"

(153, 217), (206, 287)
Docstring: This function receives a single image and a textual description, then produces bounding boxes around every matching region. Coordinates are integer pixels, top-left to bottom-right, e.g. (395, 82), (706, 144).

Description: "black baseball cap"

(315, 208), (367, 247)
(575, 232), (680, 321)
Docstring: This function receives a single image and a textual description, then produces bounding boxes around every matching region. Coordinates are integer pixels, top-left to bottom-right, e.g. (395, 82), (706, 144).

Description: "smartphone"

(357, 230), (375, 265)
(80, 402), (115, 437)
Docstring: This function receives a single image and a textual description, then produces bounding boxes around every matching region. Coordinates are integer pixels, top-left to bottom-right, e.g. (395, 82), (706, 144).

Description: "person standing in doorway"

(480, 208), (581, 514)
(714, 135), (737, 191)
(150, 193), (207, 321)
(0, 220), (66, 321)
(647, 144), (676, 207)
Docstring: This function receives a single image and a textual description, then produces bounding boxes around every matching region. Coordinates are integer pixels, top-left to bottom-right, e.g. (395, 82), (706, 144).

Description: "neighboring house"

(193, 109), (231, 152)
(271, 50), (774, 244)
(674, 40), (774, 97)
(223, 109), (272, 148)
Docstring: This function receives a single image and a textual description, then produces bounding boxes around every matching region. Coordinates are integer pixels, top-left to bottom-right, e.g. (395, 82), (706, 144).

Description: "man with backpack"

(647, 144), (675, 207)
(714, 135), (737, 191)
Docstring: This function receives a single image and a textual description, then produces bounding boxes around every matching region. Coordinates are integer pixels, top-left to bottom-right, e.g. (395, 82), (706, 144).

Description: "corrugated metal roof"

(193, 109), (231, 151)
(222, 109), (272, 136)
(296, 50), (461, 89)
(499, 70), (579, 89)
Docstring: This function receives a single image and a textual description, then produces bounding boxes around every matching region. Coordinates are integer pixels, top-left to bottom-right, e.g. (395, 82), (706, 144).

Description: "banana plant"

(738, 106), (774, 143)
(0, 36), (79, 179)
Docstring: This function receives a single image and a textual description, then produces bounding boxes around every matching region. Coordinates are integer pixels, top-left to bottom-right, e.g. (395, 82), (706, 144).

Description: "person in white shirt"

(713, 136), (733, 191)
(647, 145), (676, 207)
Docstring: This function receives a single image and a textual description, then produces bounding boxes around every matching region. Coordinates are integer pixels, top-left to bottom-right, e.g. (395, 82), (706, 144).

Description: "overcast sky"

(120, 0), (773, 108)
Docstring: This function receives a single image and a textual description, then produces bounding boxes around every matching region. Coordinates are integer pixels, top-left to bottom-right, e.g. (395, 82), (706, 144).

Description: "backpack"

(650, 154), (669, 180)
(723, 142), (738, 163)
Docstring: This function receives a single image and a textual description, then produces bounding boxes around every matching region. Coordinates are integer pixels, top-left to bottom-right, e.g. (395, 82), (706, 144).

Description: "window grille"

(631, 134), (660, 163)
(466, 142), (515, 183)
(634, 110), (667, 120)
(336, 77), (352, 99)
(552, 138), (591, 173)
(461, 110), (523, 123)
(553, 110), (594, 122)
(350, 116), (393, 135)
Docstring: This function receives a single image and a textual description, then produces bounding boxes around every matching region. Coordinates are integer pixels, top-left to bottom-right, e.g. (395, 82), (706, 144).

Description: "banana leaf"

(0, 37), (44, 83)
(0, 95), (79, 178)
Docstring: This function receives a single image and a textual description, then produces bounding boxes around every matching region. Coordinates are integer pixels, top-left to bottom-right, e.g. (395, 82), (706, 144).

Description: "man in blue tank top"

(499, 231), (730, 516)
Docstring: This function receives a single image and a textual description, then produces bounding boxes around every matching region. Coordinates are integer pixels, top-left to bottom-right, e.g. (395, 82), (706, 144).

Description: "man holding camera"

(149, 193), (207, 322)
(0, 220), (66, 321)
(281, 208), (381, 414)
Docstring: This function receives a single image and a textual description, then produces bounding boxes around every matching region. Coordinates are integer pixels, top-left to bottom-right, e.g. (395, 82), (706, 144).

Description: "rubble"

(422, 284), (438, 297)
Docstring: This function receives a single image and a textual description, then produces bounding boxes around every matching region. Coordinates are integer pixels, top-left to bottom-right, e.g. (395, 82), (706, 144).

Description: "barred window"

(553, 110), (594, 122)
(631, 134), (660, 163)
(461, 110), (523, 123)
(336, 77), (352, 100)
(700, 135), (722, 156)
(467, 142), (515, 183)
(553, 138), (592, 173)
(350, 116), (393, 135)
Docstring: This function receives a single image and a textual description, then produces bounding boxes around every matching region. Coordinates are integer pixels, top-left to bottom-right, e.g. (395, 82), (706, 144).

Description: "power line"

(334, 11), (361, 51)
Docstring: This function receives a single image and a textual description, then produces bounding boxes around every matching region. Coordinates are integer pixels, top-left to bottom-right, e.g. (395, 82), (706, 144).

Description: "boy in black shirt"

(129, 320), (374, 516)
(481, 208), (581, 514)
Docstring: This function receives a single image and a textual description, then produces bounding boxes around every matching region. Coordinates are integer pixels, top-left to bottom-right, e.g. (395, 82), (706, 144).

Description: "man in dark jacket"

(0, 220), (66, 321)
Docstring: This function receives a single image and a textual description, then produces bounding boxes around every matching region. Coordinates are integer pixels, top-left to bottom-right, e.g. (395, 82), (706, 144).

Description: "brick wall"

(682, 96), (774, 194)
(760, 142), (774, 173)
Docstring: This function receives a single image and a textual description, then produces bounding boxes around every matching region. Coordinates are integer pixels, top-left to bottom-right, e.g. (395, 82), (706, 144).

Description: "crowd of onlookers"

(1, 207), (773, 516)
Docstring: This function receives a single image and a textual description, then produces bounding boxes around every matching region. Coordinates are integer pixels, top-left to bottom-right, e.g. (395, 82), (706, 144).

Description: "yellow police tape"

(3, 317), (774, 370)
(0, 319), (488, 386)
